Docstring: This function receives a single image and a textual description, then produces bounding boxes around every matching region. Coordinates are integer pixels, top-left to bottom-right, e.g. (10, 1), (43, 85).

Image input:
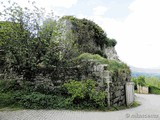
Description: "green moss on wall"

(75, 53), (130, 73)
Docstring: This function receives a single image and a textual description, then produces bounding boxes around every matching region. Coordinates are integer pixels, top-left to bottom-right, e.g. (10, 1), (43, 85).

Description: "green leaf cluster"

(63, 79), (106, 108)
(132, 76), (146, 86)
(0, 2), (64, 80)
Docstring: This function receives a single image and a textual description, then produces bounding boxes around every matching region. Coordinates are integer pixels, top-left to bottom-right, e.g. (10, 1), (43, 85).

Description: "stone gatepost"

(125, 82), (135, 106)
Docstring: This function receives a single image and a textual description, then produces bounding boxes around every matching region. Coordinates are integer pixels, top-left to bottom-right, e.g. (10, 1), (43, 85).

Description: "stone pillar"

(125, 82), (135, 106)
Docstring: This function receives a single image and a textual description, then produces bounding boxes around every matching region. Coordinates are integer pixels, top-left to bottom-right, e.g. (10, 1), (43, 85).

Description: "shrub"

(0, 92), (13, 107)
(149, 86), (160, 94)
(105, 38), (117, 47)
(34, 84), (54, 95)
(0, 80), (22, 92)
(16, 92), (68, 109)
(63, 79), (106, 108)
(19, 92), (52, 109)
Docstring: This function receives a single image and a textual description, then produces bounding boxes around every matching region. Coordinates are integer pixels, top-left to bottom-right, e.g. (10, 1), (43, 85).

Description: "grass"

(76, 53), (130, 72)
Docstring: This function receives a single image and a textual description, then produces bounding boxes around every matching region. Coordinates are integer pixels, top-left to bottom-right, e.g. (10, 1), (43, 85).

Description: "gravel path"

(0, 94), (160, 120)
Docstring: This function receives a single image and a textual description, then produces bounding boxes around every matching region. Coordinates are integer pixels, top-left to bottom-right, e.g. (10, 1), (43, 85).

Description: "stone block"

(103, 70), (109, 76)
(97, 79), (104, 87)
(115, 91), (121, 97)
(96, 65), (104, 72)
(103, 77), (110, 84)
(120, 96), (125, 100)
(113, 103), (118, 106)
(93, 71), (101, 77)
(113, 97), (119, 104)
(0, 74), (4, 79)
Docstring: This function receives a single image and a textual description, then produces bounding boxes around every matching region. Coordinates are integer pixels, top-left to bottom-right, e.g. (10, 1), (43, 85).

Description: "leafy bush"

(63, 79), (106, 108)
(19, 92), (54, 109)
(105, 38), (117, 47)
(0, 92), (13, 107)
(149, 86), (160, 94)
(137, 76), (146, 86)
(0, 80), (22, 92)
(0, 91), (70, 109)
(34, 84), (52, 95)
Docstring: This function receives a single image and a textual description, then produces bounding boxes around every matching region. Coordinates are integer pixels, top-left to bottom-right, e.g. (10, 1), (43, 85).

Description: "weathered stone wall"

(137, 85), (149, 94)
(32, 61), (131, 107)
(89, 64), (131, 106)
(0, 60), (132, 107)
(109, 70), (131, 106)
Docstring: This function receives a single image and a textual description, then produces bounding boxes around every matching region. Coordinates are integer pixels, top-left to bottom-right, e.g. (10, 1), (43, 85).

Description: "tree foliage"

(132, 76), (146, 86)
(0, 2), (118, 81)
(0, 1), (60, 80)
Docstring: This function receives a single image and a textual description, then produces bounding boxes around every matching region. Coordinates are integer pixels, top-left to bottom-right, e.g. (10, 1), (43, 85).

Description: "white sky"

(1, 0), (160, 68)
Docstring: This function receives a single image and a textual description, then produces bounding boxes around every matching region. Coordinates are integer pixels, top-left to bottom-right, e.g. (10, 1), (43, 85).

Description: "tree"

(137, 76), (146, 86)
(0, 1), (59, 81)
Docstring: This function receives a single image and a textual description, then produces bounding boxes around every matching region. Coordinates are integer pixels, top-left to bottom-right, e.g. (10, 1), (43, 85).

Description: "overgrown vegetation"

(0, 1), (61, 81)
(76, 53), (130, 72)
(149, 86), (160, 94)
(0, 1), (131, 110)
(0, 79), (139, 111)
(0, 79), (107, 110)
(60, 16), (117, 56)
(63, 80), (106, 108)
(0, 1), (119, 81)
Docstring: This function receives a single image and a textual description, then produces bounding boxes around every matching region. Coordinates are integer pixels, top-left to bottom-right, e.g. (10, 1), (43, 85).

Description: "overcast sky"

(1, 0), (160, 68)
